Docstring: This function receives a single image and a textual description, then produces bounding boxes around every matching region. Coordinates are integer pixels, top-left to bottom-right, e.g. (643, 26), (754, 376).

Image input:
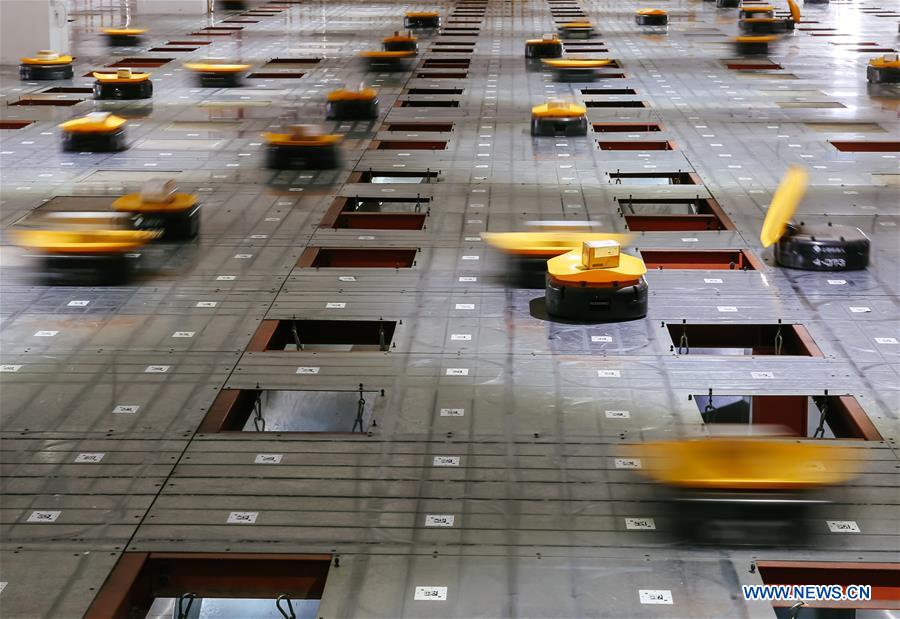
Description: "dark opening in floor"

(692, 394), (881, 439)
(406, 87), (464, 95)
(348, 169), (441, 183)
(249, 319), (397, 352)
(640, 249), (761, 270)
(585, 100), (646, 108)
(398, 99), (460, 107)
(372, 140), (448, 150)
(618, 197), (734, 231)
(609, 171), (698, 185)
(384, 122), (453, 132)
(85, 553), (331, 618)
(666, 322), (822, 356)
(299, 247), (418, 268)
(598, 140), (673, 151)
(0, 120), (33, 130)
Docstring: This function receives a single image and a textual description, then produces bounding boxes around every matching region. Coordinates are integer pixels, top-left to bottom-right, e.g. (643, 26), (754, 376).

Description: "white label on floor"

(751, 371), (775, 379)
(196, 301), (217, 308)
(234, 254), (253, 259)
(34, 331), (58, 337)
(681, 237), (699, 243)
(440, 408), (465, 417)
(326, 302), (346, 309)
(639, 590), (673, 605)
(606, 410), (631, 419)
(338, 276), (357, 282)
(591, 335), (612, 343)
(450, 334), (472, 341)
(216, 275), (236, 281)
(172, 331), (195, 338)
(704, 278), (723, 284)
(461, 255), (479, 261)
(296, 367), (320, 374)
(425, 514), (455, 527)
(0, 365), (22, 372)
(717, 306), (738, 312)
(465, 236), (481, 241)
(459, 276), (477, 282)
(0, 582), (6, 594)
(113, 405), (140, 414)
(849, 307), (871, 313)
(626, 518), (656, 530)
(414, 586), (448, 601)
(27, 510), (60, 523)
(875, 337), (898, 344)
(827, 279), (847, 285)
(615, 458), (642, 469)
(827, 520), (860, 533)
(433, 456), (460, 467)
(145, 365), (170, 373)
(227, 511), (258, 524)
(74, 453), (105, 463)
(254, 454), (283, 464)
(67, 300), (89, 307)
(598, 370), (621, 378)
(446, 368), (469, 376)
(358, 235), (375, 240)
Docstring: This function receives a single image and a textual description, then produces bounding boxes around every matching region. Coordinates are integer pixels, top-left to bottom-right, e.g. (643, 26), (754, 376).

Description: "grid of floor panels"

(0, 0), (898, 616)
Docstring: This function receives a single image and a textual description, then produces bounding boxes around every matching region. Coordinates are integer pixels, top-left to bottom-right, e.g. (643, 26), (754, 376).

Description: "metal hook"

(813, 390), (828, 438)
(176, 593), (197, 619)
(788, 601), (805, 619)
(352, 383), (366, 432)
(275, 594), (297, 619)
(703, 388), (716, 421)
(253, 391), (265, 432)
(290, 317), (304, 351)
(774, 319), (783, 356)
(678, 319), (689, 355)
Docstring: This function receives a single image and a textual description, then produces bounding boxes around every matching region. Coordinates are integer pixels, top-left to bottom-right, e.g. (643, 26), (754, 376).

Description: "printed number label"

(591, 335), (612, 343)
(75, 453), (105, 463)
(196, 301), (217, 308)
(751, 371), (774, 379)
(827, 520), (860, 533)
(414, 586), (448, 601)
(849, 307), (871, 313)
(681, 237), (699, 243)
(172, 331), (195, 338)
(598, 370), (621, 378)
(67, 300), (89, 307)
(433, 456), (460, 467)
(326, 302), (346, 309)
(145, 365), (170, 373)
(704, 278), (723, 284)
(113, 405), (140, 414)
(34, 331), (58, 337)
(875, 337), (898, 344)
(338, 276), (357, 282)
(455, 303), (475, 310)
(296, 367), (320, 374)
(0, 365), (22, 372)
(717, 306), (738, 312)
(626, 518), (656, 530)
(459, 276), (477, 282)
(254, 454), (283, 464)
(615, 458), (642, 469)
(827, 279), (847, 285)
(446, 368), (469, 376)
(450, 334), (472, 341)
(227, 511), (258, 524)
(440, 408), (465, 417)
(27, 511), (61, 523)
(216, 275), (236, 281)
(605, 410), (631, 419)
(425, 515), (455, 527)
(639, 590), (673, 605)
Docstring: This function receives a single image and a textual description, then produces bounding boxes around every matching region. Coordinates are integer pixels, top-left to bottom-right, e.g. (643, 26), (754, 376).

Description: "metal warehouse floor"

(0, 0), (898, 616)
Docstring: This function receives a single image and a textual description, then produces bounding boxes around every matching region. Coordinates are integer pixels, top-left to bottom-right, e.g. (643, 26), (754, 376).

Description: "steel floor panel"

(0, 0), (899, 616)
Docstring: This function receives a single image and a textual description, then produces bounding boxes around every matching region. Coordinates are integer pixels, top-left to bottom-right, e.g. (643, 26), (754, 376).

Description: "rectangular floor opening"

(371, 140), (448, 150)
(0, 120), (34, 129)
(666, 322), (822, 357)
(41, 87), (94, 94)
(758, 561), (899, 610)
(609, 171), (698, 185)
(582, 88), (637, 95)
(598, 140), (673, 150)
(247, 72), (305, 78)
(829, 141), (900, 152)
(321, 195), (430, 229)
(586, 100), (646, 108)
(10, 98), (82, 106)
(406, 87), (464, 95)
(85, 553), (331, 618)
(640, 249), (761, 270)
(398, 99), (460, 107)
(384, 122), (454, 132)
(299, 247), (418, 268)
(415, 71), (468, 78)
(348, 169), (441, 183)
(266, 57), (322, 64)
(248, 318), (397, 352)
(618, 197), (734, 231)
(593, 122), (661, 132)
